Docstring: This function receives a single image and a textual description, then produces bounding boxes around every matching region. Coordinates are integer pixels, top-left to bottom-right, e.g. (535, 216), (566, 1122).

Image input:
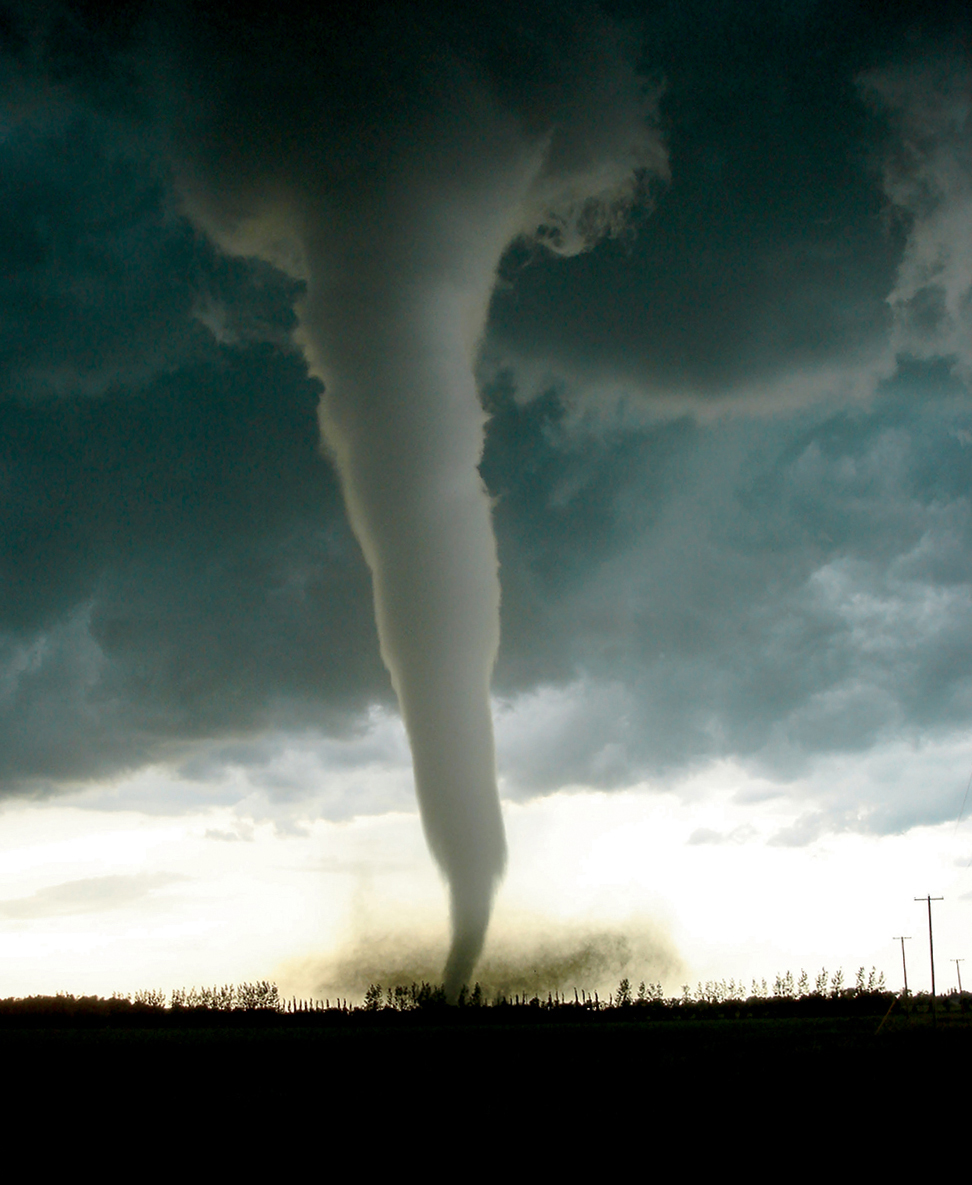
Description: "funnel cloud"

(159, 4), (665, 993)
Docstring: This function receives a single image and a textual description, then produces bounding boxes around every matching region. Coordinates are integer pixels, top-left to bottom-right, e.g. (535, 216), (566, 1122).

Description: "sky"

(0, 0), (970, 1000)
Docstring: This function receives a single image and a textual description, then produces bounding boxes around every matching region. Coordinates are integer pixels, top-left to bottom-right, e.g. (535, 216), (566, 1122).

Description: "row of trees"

(0, 967), (914, 1019)
(666, 967), (888, 1007)
(133, 966), (892, 1012)
(357, 967), (891, 1012)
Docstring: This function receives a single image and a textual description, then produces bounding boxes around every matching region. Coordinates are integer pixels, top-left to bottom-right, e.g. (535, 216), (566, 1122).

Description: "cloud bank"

(0, 0), (969, 861)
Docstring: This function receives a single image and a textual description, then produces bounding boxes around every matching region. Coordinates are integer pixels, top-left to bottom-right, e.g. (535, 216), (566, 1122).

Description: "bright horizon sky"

(0, 710), (967, 1000)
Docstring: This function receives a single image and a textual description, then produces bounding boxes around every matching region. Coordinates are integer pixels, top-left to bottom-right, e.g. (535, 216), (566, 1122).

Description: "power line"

(893, 936), (911, 995)
(915, 895), (944, 1020)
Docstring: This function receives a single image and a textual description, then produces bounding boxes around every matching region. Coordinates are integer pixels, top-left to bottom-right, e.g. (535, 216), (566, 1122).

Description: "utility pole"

(952, 958), (964, 994)
(893, 935), (912, 994)
(915, 895), (944, 1019)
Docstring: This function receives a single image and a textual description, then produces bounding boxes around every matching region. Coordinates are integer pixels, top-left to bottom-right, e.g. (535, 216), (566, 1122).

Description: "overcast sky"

(0, 1), (970, 996)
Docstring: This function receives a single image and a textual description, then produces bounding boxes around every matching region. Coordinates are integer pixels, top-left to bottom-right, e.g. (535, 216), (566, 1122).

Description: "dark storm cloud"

(487, 2), (972, 415)
(0, 108), (192, 395)
(0, 92), (386, 790)
(0, 345), (387, 789)
(0, 0), (970, 848)
(487, 1), (904, 401)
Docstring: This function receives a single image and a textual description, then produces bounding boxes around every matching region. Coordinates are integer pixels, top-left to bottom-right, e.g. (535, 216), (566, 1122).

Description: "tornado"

(162, 3), (666, 996)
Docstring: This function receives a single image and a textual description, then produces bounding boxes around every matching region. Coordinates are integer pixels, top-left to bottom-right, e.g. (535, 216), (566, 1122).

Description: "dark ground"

(4, 1009), (964, 1158)
(3, 1006), (967, 1079)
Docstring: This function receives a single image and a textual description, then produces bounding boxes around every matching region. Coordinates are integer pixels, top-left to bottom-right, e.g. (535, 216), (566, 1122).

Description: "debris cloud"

(277, 918), (685, 1004)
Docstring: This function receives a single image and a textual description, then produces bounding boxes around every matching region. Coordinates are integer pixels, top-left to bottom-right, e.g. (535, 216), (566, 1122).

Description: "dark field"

(4, 994), (966, 1152)
(3, 991), (968, 1084)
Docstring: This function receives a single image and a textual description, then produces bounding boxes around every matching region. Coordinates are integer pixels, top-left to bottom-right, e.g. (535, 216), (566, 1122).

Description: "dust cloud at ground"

(276, 918), (685, 1003)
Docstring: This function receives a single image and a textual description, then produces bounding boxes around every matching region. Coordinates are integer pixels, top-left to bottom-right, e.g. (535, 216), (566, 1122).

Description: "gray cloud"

(0, 1), (969, 854)
(688, 825), (758, 846)
(0, 872), (186, 919)
(486, 361), (972, 808)
(862, 55), (972, 379)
